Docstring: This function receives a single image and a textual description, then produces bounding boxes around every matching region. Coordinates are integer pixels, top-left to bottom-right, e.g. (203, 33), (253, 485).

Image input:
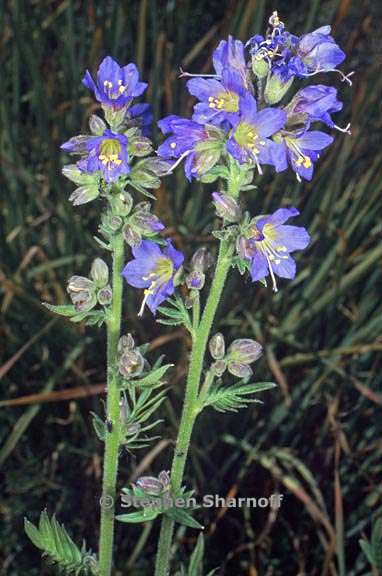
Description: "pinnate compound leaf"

(202, 382), (276, 413)
(24, 511), (98, 575)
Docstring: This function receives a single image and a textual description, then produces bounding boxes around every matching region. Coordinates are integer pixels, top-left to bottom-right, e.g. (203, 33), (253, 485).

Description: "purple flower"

(157, 115), (224, 180)
(296, 26), (345, 74)
(62, 129), (130, 183)
(122, 240), (184, 315)
(213, 36), (248, 87)
(226, 93), (286, 171)
(271, 129), (333, 181)
(285, 85), (343, 128)
(82, 56), (147, 109)
(238, 207), (310, 291)
(187, 67), (247, 127)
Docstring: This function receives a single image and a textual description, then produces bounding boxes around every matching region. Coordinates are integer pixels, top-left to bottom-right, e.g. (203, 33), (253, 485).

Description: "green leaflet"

(116, 509), (160, 523)
(359, 517), (382, 570)
(120, 364), (173, 389)
(24, 510), (98, 575)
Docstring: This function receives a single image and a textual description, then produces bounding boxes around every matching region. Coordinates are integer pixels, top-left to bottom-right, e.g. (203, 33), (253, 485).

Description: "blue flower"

(62, 129), (130, 183)
(226, 92), (286, 171)
(285, 85), (343, 129)
(271, 129), (333, 181)
(296, 26), (345, 75)
(187, 67), (247, 127)
(157, 115), (224, 180)
(83, 56), (147, 109)
(238, 207), (310, 291)
(122, 240), (184, 315)
(213, 36), (248, 86)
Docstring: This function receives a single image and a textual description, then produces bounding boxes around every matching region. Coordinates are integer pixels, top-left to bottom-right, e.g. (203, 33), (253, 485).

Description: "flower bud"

(70, 291), (96, 313)
(212, 192), (241, 223)
(186, 270), (205, 291)
(90, 258), (109, 287)
(136, 476), (164, 496)
(89, 114), (107, 135)
(118, 334), (135, 353)
(227, 362), (253, 378)
(264, 73), (293, 105)
(110, 191), (133, 217)
(109, 216), (123, 231)
(236, 236), (255, 260)
(97, 285), (113, 306)
(228, 339), (263, 364)
(209, 333), (225, 360)
(69, 185), (99, 206)
(191, 247), (214, 273)
(158, 470), (170, 488)
(132, 210), (165, 234)
(128, 135), (153, 157)
(67, 275), (94, 293)
(119, 350), (145, 378)
(123, 224), (142, 247)
(211, 359), (227, 377)
(102, 104), (127, 131)
(251, 56), (269, 79)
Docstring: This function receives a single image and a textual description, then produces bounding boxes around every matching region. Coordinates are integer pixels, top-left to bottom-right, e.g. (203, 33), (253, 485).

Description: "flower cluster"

(158, 11), (350, 182)
(61, 56), (151, 188)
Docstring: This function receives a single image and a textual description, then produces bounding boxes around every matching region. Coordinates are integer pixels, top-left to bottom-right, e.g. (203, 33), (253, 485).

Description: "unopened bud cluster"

(209, 333), (263, 378)
(185, 246), (214, 295)
(118, 334), (148, 379)
(67, 258), (111, 312)
(212, 192), (242, 223)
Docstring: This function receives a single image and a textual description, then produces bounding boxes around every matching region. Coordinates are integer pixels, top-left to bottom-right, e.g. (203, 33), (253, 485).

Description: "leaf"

(164, 507), (204, 530)
(359, 539), (375, 565)
(91, 412), (106, 442)
(158, 295), (192, 332)
(116, 509), (160, 523)
(24, 511), (98, 575)
(202, 382), (276, 413)
(43, 303), (77, 317)
(120, 364), (173, 389)
(188, 533), (205, 575)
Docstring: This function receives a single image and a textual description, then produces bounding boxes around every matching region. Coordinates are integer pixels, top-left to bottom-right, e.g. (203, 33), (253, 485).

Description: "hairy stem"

(154, 240), (232, 576)
(98, 232), (125, 576)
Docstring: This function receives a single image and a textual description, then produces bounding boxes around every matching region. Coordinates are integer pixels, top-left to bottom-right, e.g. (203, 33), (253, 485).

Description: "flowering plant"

(25, 12), (350, 576)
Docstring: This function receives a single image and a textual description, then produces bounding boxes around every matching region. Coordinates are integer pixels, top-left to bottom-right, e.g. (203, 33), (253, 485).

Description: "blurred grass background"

(1, 0), (382, 574)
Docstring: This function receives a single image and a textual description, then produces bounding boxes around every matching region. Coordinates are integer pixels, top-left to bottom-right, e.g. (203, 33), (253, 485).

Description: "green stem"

(98, 232), (125, 576)
(154, 240), (232, 576)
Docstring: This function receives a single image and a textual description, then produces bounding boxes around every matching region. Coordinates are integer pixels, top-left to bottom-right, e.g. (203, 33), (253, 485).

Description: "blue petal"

(254, 108), (286, 137)
(187, 78), (222, 100)
(297, 131), (333, 150)
(275, 225), (311, 251)
(250, 251), (269, 282)
(272, 255), (296, 279)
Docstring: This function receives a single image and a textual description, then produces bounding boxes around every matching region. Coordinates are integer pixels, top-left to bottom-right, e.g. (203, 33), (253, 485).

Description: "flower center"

(235, 122), (265, 154)
(285, 136), (312, 168)
(99, 138), (122, 168)
(208, 91), (239, 112)
(103, 79), (127, 99)
(138, 257), (174, 316)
